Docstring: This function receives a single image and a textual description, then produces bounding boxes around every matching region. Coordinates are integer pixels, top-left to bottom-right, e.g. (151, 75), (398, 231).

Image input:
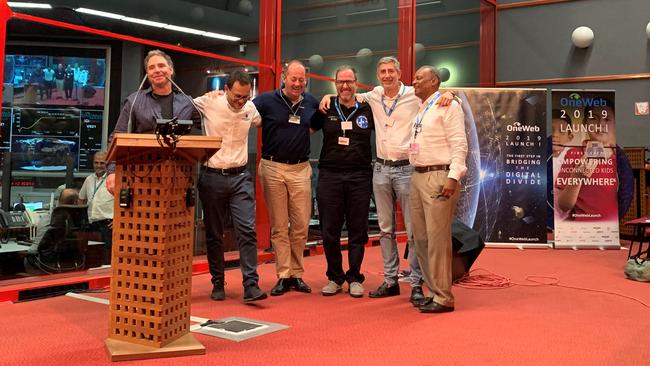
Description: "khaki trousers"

(258, 159), (312, 278)
(409, 170), (460, 307)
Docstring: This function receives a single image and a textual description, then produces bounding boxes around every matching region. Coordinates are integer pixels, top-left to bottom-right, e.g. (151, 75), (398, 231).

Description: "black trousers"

(316, 168), (372, 285)
(91, 219), (113, 265)
(198, 169), (259, 288)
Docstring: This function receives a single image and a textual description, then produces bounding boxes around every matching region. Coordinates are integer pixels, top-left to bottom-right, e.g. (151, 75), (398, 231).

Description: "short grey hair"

(418, 66), (441, 88)
(144, 49), (174, 72)
(377, 56), (400, 72)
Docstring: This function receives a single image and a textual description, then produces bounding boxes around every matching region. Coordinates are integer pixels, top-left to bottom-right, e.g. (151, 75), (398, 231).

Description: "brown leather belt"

(414, 165), (450, 173)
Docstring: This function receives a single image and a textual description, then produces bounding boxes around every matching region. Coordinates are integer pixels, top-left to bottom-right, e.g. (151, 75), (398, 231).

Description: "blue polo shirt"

(253, 89), (319, 161)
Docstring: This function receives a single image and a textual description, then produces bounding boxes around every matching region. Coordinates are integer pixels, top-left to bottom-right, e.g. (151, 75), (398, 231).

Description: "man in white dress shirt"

(194, 70), (267, 303)
(409, 66), (467, 313)
(79, 151), (113, 264)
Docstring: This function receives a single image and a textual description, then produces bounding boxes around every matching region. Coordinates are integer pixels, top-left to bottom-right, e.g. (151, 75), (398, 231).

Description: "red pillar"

(480, 0), (496, 87)
(0, 1), (12, 106)
(395, 1), (416, 231)
(255, 0), (281, 249)
(397, 0), (416, 85)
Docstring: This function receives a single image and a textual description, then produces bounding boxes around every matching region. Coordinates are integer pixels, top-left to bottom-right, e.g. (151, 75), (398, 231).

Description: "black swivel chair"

(26, 204), (91, 274)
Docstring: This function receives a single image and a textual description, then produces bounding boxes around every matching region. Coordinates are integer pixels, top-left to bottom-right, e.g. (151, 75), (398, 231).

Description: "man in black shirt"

(311, 66), (374, 298)
(107, 49), (200, 191)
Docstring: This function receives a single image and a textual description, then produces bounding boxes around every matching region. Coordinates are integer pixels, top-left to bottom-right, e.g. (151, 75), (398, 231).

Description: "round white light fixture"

(438, 67), (450, 83)
(571, 26), (594, 48)
(414, 43), (425, 62)
(308, 54), (324, 70)
(239, 0), (253, 14)
(356, 48), (374, 66)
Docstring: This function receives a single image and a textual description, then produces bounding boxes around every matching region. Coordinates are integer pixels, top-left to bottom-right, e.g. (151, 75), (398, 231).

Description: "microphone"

(126, 74), (148, 134)
(165, 76), (206, 136)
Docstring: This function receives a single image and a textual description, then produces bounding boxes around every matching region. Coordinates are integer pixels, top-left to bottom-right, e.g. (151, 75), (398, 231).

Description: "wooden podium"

(105, 133), (220, 361)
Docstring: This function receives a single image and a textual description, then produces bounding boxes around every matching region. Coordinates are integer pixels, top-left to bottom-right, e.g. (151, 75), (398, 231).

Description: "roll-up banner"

(453, 88), (548, 247)
(550, 90), (619, 248)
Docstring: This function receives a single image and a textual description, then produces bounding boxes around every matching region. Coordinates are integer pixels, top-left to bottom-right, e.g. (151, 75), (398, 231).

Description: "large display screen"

(1, 44), (108, 171)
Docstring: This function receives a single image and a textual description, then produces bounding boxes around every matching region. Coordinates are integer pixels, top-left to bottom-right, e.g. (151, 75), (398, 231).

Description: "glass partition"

(415, 0), (482, 87)
(0, 0), (490, 283)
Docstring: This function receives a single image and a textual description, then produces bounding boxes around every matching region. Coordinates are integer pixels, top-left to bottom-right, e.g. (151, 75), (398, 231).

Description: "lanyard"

(381, 84), (405, 117)
(92, 174), (107, 197)
(278, 89), (303, 117)
(334, 98), (359, 122)
(413, 92), (441, 140)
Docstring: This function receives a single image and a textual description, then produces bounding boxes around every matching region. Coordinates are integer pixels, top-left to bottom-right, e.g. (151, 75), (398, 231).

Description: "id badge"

(341, 121), (353, 130)
(409, 142), (419, 155)
(384, 119), (395, 127)
(338, 137), (350, 146)
(289, 115), (301, 124)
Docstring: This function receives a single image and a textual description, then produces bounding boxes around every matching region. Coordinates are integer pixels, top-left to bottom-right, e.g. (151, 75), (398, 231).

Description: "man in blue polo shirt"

(254, 60), (319, 296)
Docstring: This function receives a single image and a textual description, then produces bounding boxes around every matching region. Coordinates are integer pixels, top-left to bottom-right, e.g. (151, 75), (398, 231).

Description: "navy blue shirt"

(253, 89), (319, 161)
(311, 97), (374, 172)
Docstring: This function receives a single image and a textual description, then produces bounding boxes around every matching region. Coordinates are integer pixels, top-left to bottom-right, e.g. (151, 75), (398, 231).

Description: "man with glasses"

(254, 60), (319, 296)
(193, 70), (267, 303)
(311, 66), (374, 298)
(320, 57), (454, 304)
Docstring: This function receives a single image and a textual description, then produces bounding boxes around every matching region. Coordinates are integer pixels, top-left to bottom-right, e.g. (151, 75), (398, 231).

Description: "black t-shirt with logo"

(312, 96), (374, 172)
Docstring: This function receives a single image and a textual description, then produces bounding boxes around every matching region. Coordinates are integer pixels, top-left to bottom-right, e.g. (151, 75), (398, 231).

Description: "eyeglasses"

(335, 79), (357, 86)
(229, 92), (250, 102)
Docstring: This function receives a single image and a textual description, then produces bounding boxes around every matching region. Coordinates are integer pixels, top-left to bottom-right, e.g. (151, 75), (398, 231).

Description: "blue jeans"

(372, 162), (422, 286)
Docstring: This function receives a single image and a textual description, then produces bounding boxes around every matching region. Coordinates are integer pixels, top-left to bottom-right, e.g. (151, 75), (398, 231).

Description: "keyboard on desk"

(16, 240), (34, 246)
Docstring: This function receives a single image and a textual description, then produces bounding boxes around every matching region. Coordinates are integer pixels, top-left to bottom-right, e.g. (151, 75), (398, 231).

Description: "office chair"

(27, 204), (91, 274)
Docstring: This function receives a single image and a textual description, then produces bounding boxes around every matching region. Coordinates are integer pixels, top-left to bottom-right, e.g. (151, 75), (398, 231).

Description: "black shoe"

(369, 282), (400, 298)
(270, 279), (291, 296)
(413, 296), (433, 308)
(210, 285), (225, 301)
(419, 301), (454, 313)
(292, 278), (312, 293)
(243, 284), (268, 302)
(410, 286), (425, 305)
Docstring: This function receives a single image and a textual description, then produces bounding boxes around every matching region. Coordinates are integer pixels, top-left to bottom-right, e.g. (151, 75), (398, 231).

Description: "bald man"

(254, 60), (320, 296)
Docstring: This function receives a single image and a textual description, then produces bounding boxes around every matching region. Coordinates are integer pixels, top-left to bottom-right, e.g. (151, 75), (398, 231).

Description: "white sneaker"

(349, 282), (364, 298)
(321, 280), (342, 296)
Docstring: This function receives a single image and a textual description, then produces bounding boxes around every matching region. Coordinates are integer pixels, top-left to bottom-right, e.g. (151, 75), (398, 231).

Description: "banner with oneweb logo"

(450, 88), (548, 247)
(551, 90), (619, 248)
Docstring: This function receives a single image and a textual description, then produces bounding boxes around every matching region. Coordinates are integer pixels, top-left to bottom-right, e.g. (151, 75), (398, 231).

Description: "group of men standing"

(111, 49), (468, 313)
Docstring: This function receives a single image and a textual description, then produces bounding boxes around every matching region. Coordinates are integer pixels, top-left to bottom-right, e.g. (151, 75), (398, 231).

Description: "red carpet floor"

(0, 245), (648, 366)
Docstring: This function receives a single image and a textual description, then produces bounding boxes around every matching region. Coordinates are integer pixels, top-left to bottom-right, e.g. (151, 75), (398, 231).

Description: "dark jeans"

(198, 169), (259, 288)
(91, 219), (113, 265)
(316, 168), (372, 285)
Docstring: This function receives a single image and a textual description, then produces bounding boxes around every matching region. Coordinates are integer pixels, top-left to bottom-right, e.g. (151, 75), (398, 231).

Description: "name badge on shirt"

(289, 115), (301, 124)
(341, 121), (353, 130)
(338, 137), (350, 146)
(409, 143), (419, 155)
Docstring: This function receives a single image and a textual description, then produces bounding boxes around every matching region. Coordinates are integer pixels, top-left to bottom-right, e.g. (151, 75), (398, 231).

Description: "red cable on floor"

(454, 268), (650, 308)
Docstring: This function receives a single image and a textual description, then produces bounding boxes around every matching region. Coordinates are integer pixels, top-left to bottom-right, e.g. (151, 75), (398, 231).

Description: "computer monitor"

(14, 201), (44, 211)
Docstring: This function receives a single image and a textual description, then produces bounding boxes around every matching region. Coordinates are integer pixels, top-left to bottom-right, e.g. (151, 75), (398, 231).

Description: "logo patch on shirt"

(356, 115), (369, 129)
(328, 116), (339, 121)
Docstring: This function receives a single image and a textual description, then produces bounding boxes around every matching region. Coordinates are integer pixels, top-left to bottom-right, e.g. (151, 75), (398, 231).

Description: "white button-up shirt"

(409, 92), (468, 181)
(361, 82), (420, 161)
(194, 94), (261, 169)
(79, 173), (114, 222)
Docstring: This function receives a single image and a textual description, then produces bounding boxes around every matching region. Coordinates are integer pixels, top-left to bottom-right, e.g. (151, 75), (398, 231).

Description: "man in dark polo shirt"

(254, 60), (319, 296)
(311, 65), (374, 298)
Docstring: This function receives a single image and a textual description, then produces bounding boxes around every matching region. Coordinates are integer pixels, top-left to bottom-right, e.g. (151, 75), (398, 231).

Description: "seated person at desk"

(24, 188), (89, 274)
